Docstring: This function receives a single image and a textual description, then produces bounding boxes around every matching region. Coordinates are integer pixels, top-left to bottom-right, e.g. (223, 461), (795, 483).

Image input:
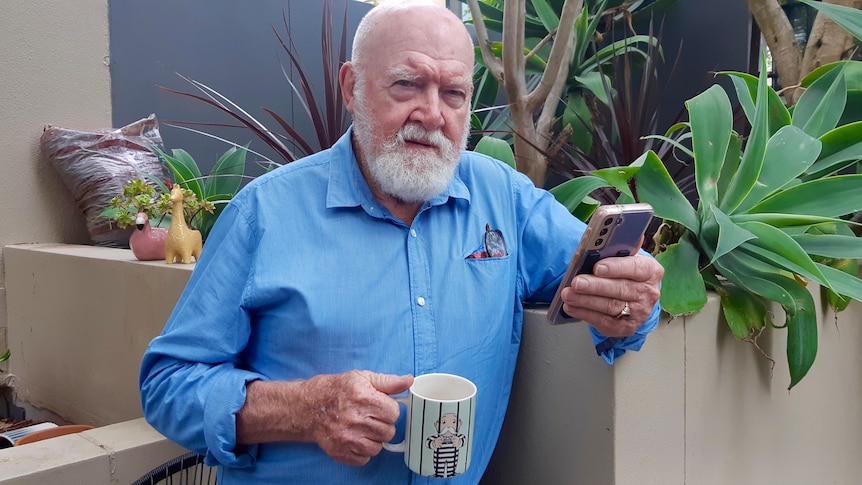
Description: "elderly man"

(139, 1), (664, 483)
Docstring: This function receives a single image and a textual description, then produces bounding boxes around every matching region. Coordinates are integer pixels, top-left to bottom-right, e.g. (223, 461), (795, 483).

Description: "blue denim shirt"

(139, 128), (660, 484)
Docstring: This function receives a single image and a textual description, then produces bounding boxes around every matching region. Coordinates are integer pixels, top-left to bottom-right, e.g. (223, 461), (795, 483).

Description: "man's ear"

(340, 62), (357, 114)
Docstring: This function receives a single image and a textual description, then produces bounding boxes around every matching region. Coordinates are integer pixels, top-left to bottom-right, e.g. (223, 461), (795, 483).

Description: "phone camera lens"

(594, 238), (603, 247)
(603, 218), (613, 226)
(599, 228), (608, 236)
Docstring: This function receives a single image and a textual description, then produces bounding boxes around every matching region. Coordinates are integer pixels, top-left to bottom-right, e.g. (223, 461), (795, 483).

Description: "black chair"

(132, 451), (217, 485)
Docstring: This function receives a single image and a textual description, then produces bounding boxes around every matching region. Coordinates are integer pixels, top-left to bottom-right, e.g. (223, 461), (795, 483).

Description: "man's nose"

(409, 91), (445, 130)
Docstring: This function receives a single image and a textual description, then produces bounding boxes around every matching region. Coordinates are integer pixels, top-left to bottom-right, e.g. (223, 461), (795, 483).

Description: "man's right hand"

(237, 370), (413, 466)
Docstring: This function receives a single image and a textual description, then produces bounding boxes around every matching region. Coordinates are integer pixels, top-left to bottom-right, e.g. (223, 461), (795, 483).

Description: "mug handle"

(382, 395), (410, 452)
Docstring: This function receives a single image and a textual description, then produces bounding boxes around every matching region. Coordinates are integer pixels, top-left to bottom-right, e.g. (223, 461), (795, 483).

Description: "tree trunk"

(748, 0), (862, 105)
(510, 100), (549, 184)
(468, 0), (583, 187)
(799, 0), (862, 80)
(747, 0), (802, 98)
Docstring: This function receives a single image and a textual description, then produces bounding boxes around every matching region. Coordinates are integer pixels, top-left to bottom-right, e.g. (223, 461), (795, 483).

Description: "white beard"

(352, 92), (468, 203)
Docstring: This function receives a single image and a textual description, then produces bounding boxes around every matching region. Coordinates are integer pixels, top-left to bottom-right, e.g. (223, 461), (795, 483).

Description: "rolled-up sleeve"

(139, 202), (263, 467)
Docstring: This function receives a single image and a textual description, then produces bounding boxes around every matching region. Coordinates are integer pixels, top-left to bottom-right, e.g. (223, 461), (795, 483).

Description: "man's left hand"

(560, 254), (663, 337)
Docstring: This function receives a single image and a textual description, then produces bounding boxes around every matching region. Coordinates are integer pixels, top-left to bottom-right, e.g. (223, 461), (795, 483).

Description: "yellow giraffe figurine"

(165, 184), (202, 264)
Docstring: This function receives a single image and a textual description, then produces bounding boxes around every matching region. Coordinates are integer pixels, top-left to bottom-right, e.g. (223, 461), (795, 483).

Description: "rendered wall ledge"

(4, 243), (193, 426)
(0, 418), (188, 484)
(4, 243), (862, 484)
(486, 285), (862, 484)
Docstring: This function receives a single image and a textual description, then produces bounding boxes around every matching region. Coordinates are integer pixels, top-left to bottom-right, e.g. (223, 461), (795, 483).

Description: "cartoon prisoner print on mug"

(426, 411), (467, 477)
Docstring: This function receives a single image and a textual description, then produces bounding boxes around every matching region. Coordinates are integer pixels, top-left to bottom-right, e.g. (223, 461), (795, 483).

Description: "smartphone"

(546, 203), (654, 325)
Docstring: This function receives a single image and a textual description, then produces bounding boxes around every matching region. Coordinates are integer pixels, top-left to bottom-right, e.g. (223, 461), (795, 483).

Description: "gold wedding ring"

(617, 301), (632, 319)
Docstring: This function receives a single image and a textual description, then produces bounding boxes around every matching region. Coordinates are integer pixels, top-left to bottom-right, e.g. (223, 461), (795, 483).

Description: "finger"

(368, 372), (413, 395)
(591, 254), (664, 283)
(567, 274), (639, 302)
(561, 290), (621, 316)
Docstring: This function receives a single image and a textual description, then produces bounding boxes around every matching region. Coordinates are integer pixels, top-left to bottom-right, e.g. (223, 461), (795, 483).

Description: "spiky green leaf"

(735, 126), (821, 213)
(718, 285), (769, 340)
(687, 85), (732, 206)
(204, 145), (247, 201)
(721, 71), (791, 136)
(633, 151), (699, 232)
(748, 175), (862, 217)
(815, 262), (862, 303)
(655, 235), (707, 316)
(793, 62), (847, 138)
(549, 175), (611, 213)
(792, 234), (862, 259)
(798, 0), (862, 41)
(709, 205), (756, 263)
(530, 0), (560, 32)
(721, 55), (770, 214)
(474, 136), (516, 170)
(805, 121), (862, 178)
(783, 281), (817, 390)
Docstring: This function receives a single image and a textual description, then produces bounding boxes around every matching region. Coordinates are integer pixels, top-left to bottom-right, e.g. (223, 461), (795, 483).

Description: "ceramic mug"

(383, 373), (477, 478)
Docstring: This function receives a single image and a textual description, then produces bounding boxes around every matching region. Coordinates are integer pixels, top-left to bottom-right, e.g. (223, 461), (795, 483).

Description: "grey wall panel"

(109, 0), (371, 177)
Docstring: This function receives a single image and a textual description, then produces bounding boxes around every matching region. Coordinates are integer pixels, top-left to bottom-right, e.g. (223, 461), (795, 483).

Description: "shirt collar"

(326, 125), (471, 210)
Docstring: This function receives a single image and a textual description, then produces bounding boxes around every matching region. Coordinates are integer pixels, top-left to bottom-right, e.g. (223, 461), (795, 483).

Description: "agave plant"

(550, 1), (862, 389)
(627, 57), (862, 389)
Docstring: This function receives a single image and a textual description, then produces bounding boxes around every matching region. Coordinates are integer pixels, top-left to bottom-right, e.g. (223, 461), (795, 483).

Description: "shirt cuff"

(202, 370), (266, 467)
(589, 301), (661, 364)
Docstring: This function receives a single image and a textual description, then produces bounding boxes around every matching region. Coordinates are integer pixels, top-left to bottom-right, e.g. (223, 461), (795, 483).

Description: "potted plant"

(100, 176), (214, 260)
(99, 177), (170, 260)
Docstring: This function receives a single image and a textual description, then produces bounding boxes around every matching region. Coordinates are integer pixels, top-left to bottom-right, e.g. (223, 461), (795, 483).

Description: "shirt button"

(417, 297), (426, 306)
(410, 229), (417, 238)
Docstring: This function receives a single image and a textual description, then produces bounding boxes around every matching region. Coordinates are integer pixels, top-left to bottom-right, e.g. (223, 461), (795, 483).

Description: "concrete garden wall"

(4, 243), (862, 483)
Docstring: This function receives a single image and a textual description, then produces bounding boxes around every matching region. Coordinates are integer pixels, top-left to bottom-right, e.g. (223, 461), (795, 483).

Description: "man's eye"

(395, 80), (416, 88)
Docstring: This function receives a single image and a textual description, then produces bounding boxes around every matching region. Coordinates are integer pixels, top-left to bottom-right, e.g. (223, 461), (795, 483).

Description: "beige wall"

(0, 1), (110, 345)
(6, 244), (862, 483)
(487, 290), (862, 484)
(5, 244), (191, 426)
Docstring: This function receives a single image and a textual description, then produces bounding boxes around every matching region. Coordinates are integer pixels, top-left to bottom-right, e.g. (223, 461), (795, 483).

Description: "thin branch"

(466, 0), (505, 83)
(502, 0), (528, 104)
(524, 28), (557, 62)
(526, 0), (584, 112)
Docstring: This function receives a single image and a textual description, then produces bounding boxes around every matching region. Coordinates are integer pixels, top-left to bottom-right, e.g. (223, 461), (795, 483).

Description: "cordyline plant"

(161, 0), (349, 167)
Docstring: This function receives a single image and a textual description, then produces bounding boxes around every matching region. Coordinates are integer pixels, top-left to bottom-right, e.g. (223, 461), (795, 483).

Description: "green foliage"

(162, 0), (349, 166)
(99, 175), (214, 235)
(154, 145), (247, 241)
(468, 0), (675, 156)
(473, 136), (517, 170)
(615, 57), (862, 390)
(100, 176), (173, 230)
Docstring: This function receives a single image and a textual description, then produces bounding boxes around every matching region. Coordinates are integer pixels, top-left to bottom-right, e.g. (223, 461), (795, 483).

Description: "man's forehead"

(383, 57), (472, 85)
(362, 8), (473, 68)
